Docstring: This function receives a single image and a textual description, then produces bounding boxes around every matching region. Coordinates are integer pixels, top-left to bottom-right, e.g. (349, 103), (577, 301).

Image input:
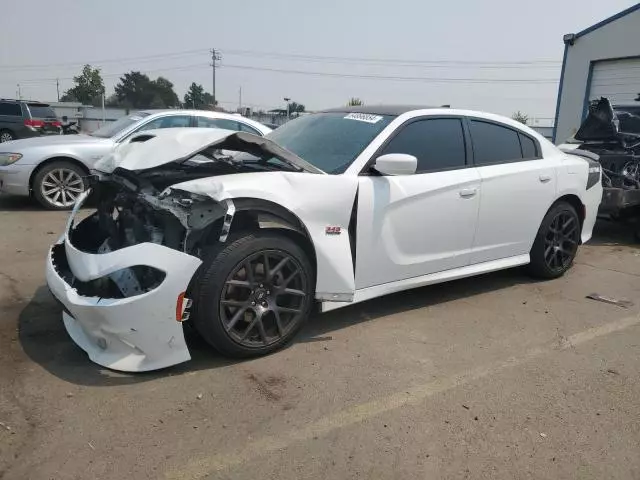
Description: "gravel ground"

(1, 193), (639, 480)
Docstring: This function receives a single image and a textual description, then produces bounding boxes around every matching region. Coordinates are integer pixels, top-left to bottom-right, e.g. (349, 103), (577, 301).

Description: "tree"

(347, 97), (363, 106)
(184, 82), (215, 109)
(287, 101), (305, 114)
(61, 65), (105, 105)
(114, 71), (156, 108)
(152, 77), (179, 108)
(511, 111), (529, 125)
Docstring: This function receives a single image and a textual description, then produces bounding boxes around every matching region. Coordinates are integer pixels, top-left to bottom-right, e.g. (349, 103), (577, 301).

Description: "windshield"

(264, 112), (395, 173)
(91, 112), (150, 138)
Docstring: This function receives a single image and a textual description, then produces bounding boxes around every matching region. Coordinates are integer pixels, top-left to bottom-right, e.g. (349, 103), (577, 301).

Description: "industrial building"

(553, 4), (640, 143)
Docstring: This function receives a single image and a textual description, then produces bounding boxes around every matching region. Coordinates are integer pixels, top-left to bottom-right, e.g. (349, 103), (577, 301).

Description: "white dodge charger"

(46, 106), (603, 372)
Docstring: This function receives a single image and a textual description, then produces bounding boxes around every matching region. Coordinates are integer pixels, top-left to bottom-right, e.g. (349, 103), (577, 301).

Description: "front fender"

(172, 172), (359, 301)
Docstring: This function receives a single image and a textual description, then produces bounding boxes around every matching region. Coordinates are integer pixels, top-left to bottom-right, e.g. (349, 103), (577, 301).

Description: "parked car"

(559, 97), (640, 240)
(46, 105), (602, 372)
(0, 110), (271, 209)
(0, 99), (61, 143)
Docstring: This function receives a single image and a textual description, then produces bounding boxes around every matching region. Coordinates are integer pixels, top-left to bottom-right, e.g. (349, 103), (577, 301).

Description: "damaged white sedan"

(46, 106), (603, 371)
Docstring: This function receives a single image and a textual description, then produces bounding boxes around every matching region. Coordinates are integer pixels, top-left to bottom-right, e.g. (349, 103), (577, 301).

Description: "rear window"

(469, 120), (522, 165)
(0, 102), (22, 116)
(27, 104), (57, 119)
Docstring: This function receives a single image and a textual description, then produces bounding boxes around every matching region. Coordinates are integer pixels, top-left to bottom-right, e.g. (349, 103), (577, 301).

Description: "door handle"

(459, 188), (477, 198)
(539, 174), (552, 183)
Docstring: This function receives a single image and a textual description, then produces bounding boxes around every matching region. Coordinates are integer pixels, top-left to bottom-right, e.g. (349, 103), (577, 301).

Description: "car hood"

(94, 128), (325, 174)
(7, 134), (113, 149)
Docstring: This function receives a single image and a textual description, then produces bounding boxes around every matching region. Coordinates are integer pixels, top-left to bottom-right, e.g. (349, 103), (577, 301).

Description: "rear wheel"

(0, 129), (15, 143)
(528, 201), (581, 279)
(191, 232), (314, 358)
(32, 161), (87, 210)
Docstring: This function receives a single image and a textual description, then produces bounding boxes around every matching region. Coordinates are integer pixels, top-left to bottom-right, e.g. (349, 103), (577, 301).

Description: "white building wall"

(554, 7), (640, 144)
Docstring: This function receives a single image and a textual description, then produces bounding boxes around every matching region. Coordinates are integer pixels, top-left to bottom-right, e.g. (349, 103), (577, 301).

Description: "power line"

(220, 63), (559, 84)
(220, 48), (562, 67)
(0, 49), (210, 72)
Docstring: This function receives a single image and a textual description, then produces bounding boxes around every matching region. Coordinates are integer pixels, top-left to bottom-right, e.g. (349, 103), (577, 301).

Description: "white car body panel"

(470, 158), (557, 264)
(355, 168), (481, 289)
(46, 193), (202, 372)
(44, 108), (603, 372)
(172, 172), (358, 301)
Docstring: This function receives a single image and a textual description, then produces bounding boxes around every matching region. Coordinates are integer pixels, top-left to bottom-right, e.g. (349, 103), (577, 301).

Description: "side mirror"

(372, 153), (417, 176)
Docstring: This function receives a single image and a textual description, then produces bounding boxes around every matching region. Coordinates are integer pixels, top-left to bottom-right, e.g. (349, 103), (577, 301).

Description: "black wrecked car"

(560, 98), (640, 240)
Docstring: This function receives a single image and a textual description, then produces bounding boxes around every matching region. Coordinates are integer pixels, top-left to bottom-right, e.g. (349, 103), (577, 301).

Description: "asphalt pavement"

(1, 193), (639, 480)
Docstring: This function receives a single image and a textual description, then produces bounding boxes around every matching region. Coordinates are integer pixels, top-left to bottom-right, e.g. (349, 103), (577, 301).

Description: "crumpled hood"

(94, 127), (324, 174)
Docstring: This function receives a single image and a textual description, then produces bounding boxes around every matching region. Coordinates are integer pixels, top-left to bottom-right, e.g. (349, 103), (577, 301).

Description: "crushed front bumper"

(45, 193), (203, 372)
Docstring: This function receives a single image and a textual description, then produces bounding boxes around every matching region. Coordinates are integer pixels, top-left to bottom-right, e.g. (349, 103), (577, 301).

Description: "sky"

(1, 0), (637, 125)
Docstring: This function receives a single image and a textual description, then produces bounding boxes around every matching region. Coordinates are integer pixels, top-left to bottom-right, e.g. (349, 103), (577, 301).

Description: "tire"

(0, 129), (16, 143)
(32, 161), (87, 210)
(191, 232), (315, 358)
(528, 201), (581, 279)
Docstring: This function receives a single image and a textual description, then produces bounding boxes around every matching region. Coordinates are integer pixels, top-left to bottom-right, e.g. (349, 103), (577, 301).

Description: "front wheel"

(32, 161), (87, 210)
(528, 201), (581, 279)
(191, 232), (315, 358)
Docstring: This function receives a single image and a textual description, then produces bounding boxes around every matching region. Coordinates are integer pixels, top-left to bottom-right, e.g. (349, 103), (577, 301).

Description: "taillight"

(24, 119), (44, 128)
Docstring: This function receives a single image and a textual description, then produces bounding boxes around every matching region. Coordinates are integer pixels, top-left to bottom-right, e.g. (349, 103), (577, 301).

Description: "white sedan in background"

(46, 106), (602, 371)
(0, 110), (270, 209)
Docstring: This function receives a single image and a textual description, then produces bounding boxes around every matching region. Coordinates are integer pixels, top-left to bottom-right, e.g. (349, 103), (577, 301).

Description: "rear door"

(26, 103), (60, 135)
(468, 119), (556, 264)
(356, 116), (481, 288)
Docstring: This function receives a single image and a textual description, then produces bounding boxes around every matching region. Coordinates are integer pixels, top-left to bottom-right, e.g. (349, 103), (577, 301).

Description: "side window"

(196, 117), (240, 131)
(0, 102), (22, 116)
(238, 122), (261, 135)
(519, 133), (538, 159)
(469, 120), (522, 165)
(380, 118), (466, 173)
(137, 115), (191, 132)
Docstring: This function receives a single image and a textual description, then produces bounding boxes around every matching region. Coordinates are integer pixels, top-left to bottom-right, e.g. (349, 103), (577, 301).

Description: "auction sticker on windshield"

(344, 113), (383, 124)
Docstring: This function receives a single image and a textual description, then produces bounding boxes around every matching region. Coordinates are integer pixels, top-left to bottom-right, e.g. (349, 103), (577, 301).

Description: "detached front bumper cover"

(46, 192), (203, 372)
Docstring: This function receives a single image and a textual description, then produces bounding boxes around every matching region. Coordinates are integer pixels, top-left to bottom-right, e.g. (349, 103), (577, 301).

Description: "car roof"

(136, 109), (271, 133)
(321, 105), (442, 116)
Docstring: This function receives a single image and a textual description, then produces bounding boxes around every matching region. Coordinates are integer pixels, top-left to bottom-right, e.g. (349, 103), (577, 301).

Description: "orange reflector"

(176, 292), (186, 322)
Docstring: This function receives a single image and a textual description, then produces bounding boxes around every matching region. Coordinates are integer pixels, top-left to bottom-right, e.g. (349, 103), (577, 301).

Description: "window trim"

(117, 114), (194, 142)
(358, 115), (472, 176)
(464, 117), (542, 167)
(237, 121), (262, 136)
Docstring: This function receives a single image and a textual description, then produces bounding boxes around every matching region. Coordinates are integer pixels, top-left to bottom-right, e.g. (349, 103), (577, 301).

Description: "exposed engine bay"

(573, 98), (640, 190)
(51, 130), (322, 300)
(563, 98), (640, 240)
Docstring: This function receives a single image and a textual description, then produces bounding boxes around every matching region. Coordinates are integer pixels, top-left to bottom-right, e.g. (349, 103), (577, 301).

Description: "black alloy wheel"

(529, 201), (581, 279)
(543, 210), (579, 272)
(220, 250), (307, 348)
(191, 232), (314, 357)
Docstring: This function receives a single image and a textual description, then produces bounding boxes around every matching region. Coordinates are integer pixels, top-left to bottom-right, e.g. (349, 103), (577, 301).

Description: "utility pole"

(17, 84), (21, 100)
(238, 86), (242, 112)
(210, 48), (221, 107)
(56, 79), (60, 101)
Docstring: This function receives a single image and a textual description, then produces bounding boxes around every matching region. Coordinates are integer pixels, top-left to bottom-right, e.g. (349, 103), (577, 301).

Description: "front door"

(355, 117), (480, 289)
